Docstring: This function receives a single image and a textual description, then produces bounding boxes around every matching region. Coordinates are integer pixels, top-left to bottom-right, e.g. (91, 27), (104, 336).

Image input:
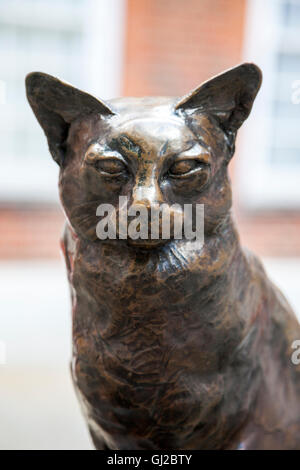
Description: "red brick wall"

(0, 208), (64, 259)
(236, 212), (300, 258)
(123, 0), (246, 97)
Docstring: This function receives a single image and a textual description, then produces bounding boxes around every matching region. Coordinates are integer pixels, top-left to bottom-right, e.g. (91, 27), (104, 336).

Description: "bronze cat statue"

(26, 63), (300, 450)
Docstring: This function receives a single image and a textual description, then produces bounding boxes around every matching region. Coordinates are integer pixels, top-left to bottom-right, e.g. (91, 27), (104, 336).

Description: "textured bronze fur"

(26, 64), (300, 449)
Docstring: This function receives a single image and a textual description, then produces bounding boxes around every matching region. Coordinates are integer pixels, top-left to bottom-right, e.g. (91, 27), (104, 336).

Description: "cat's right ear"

(25, 72), (115, 166)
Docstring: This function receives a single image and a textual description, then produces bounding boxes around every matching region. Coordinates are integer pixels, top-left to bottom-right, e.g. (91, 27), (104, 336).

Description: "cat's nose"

(131, 181), (164, 209)
(128, 181), (170, 246)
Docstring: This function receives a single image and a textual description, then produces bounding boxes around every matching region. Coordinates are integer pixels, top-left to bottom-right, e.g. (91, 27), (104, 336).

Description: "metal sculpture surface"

(26, 63), (300, 449)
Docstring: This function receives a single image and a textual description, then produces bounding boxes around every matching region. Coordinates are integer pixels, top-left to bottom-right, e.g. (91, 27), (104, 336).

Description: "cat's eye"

(168, 159), (208, 179)
(95, 158), (127, 175)
(85, 147), (128, 176)
(169, 160), (197, 176)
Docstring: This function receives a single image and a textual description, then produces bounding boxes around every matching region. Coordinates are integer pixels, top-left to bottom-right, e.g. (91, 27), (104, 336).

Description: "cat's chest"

(70, 240), (234, 379)
(71, 240), (218, 337)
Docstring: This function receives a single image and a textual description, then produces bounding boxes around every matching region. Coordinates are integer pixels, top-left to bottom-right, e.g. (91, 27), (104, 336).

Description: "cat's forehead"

(104, 96), (197, 149)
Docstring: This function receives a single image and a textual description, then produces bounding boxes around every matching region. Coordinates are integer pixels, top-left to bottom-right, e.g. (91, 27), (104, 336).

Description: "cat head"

(26, 63), (261, 248)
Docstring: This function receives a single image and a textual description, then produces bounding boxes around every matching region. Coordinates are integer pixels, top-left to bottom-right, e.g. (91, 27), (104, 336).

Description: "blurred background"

(0, 0), (299, 449)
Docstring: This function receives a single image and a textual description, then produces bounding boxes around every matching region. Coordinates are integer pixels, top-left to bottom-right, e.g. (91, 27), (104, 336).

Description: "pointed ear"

(25, 72), (115, 165)
(175, 63), (262, 138)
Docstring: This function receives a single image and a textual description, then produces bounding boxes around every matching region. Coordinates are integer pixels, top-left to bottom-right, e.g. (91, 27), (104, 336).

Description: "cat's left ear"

(175, 63), (262, 138)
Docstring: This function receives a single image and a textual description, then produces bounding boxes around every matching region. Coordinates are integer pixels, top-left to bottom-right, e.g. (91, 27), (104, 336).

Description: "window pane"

(281, 0), (300, 29)
(270, 147), (300, 166)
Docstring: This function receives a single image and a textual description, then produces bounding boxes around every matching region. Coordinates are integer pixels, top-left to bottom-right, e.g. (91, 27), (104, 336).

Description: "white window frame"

(0, 0), (126, 204)
(238, 0), (300, 210)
